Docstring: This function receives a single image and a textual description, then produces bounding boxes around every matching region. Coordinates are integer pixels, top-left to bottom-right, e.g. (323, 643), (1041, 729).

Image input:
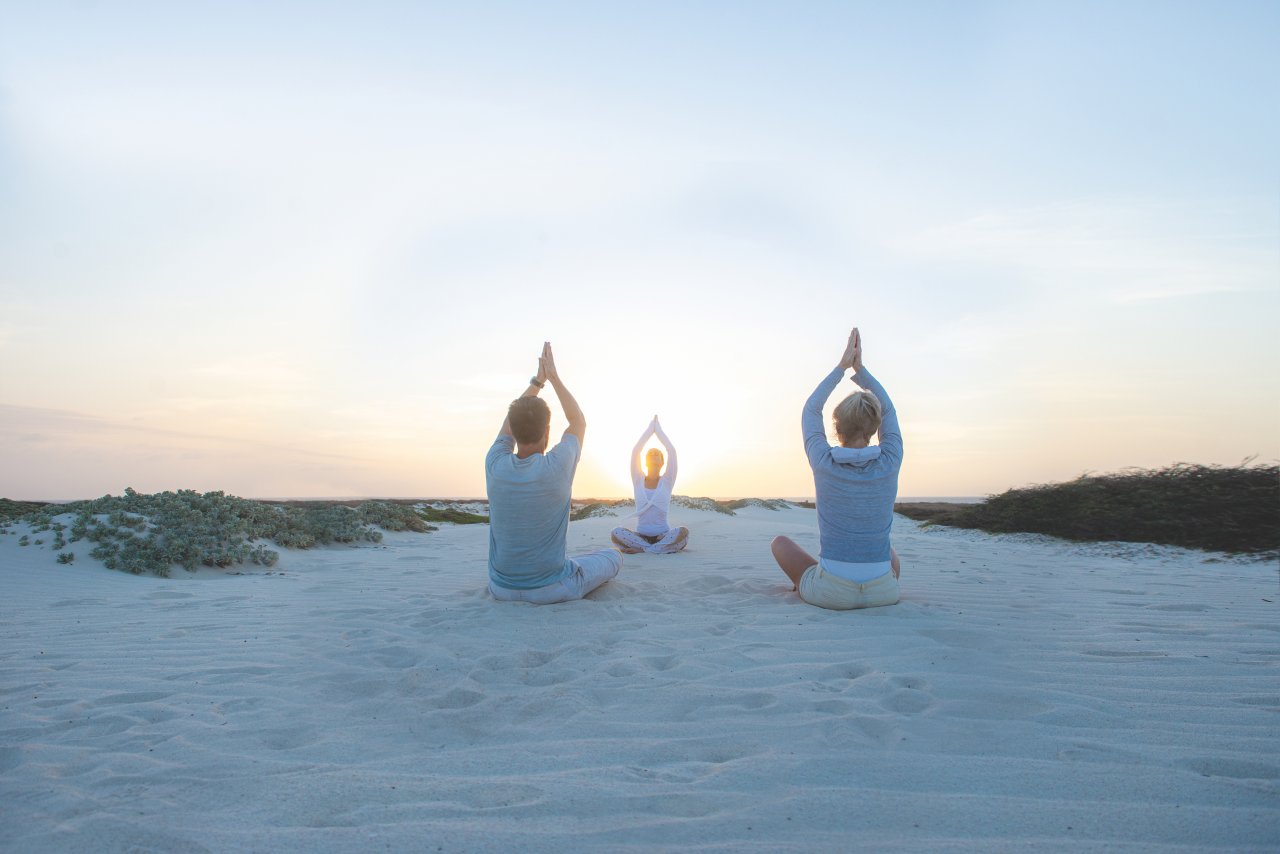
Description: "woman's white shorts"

(797, 564), (900, 611)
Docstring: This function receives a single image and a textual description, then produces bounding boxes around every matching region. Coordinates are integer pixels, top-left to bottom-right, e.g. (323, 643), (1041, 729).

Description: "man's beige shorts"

(797, 565), (900, 611)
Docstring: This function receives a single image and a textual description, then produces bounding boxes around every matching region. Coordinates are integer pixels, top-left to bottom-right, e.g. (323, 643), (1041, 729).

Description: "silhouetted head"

(508, 397), (551, 451)
(833, 391), (882, 447)
(645, 447), (665, 476)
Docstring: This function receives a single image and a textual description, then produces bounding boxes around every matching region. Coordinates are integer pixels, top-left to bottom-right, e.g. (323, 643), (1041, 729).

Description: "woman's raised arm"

(631, 417), (658, 480)
(653, 417), (678, 484)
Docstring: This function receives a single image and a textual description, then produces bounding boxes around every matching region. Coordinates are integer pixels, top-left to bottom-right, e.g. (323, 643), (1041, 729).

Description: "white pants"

(489, 549), (623, 604)
(611, 526), (689, 554)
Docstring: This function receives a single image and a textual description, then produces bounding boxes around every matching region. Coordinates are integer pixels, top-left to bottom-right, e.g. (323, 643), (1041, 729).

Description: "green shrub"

(0, 499), (47, 520)
(418, 506), (487, 524)
(56, 552), (74, 564)
(896, 462), (1279, 555)
(5, 489), (437, 576)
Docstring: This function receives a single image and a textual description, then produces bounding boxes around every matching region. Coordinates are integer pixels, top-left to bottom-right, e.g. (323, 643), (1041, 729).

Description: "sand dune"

(1, 505), (1276, 851)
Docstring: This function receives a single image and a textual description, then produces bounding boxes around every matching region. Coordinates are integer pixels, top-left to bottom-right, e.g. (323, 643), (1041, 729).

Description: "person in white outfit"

(611, 415), (689, 554)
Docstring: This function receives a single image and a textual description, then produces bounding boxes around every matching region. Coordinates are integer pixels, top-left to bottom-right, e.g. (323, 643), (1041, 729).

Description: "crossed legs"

(611, 526), (690, 554)
(770, 536), (901, 589)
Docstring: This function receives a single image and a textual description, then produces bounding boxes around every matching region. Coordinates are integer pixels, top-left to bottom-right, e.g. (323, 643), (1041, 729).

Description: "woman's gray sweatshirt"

(802, 366), (903, 564)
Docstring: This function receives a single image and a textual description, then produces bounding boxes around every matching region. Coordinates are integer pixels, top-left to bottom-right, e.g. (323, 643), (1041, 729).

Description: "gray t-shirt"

(485, 432), (581, 590)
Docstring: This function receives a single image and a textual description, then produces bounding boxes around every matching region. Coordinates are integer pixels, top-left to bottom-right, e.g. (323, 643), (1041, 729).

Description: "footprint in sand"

(916, 629), (994, 650)
(624, 765), (707, 784)
(520, 668), (577, 687)
(520, 649), (563, 668)
(642, 654), (678, 672)
(1178, 757), (1280, 780)
(432, 687), (485, 710)
(821, 714), (898, 747)
(93, 691), (172, 706)
(820, 662), (873, 683)
(371, 645), (419, 670)
(1232, 695), (1280, 710)
(1082, 649), (1168, 658)
(446, 782), (545, 810)
(258, 726), (321, 751)
(880, 676), (934, 714)
(812, 698), (855, 715)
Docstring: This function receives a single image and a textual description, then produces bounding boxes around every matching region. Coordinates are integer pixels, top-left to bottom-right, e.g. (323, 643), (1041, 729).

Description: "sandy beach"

(1, 503), (1276, 852)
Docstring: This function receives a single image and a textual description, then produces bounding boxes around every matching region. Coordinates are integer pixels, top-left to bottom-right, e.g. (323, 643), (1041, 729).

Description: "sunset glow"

(1, 2), (1276, 500)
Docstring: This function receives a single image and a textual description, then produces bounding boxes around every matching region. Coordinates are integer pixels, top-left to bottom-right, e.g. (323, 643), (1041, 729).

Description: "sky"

(1, 1), (1277, 500)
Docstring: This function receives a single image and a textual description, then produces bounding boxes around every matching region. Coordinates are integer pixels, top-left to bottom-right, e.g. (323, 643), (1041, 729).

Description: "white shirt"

(631, 422), (678, 536)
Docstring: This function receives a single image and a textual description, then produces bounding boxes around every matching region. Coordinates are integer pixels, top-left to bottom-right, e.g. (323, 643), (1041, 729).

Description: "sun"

(575, 408), (728, 499)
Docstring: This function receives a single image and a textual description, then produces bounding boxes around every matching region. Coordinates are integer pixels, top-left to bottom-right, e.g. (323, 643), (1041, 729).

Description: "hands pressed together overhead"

(839, 327), (863, 373)
(536, 341), (560, 386)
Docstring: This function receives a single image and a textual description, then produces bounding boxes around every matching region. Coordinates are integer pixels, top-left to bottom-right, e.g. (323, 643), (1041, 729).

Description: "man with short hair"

(485, 342), (623, 604)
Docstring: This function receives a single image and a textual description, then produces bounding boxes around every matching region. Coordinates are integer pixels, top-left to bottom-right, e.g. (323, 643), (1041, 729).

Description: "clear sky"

(2, 1), (1277, 500)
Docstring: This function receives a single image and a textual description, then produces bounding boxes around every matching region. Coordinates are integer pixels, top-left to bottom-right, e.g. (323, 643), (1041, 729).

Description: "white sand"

(1, 505), (1276, 852)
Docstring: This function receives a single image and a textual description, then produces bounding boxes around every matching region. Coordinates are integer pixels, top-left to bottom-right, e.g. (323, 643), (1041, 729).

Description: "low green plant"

(0, 499), (47, 520)
(57, 552), (74, 564)
(570, 502), (619, 521)
(895, 462), (1279, 555)
(5, 488), (439, 577)
(418, 506), (488, 524)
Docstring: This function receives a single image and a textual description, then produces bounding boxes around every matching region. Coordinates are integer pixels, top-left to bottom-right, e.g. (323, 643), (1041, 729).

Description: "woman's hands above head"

(838, 327), (863, 372)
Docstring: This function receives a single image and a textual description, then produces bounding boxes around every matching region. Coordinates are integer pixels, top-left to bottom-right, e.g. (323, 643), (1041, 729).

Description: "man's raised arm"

(498, 348), (548, 438)
(541, 342), (586, 443)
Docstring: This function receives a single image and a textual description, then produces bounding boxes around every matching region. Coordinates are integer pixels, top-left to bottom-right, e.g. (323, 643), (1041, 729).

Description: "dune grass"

(417, 506), (489, 524)
(1, 490), (438, 577)
(895, 462), (1279, 555)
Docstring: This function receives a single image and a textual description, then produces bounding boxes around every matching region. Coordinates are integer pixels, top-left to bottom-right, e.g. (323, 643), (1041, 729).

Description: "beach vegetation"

(3, 489), (442, 577)
(19, 535), (29, 546)
(725, 498), (792, 511)
(418, 506), (489, 525)
(895, 462), (1279, 555)
(56, 552), (74, 564)
(570, 502), (621, 521)
(672, 496), (737, 515)
(0, 499), (47, 520)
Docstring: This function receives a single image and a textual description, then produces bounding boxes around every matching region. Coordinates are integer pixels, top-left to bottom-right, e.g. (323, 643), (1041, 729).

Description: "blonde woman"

(771, 327), (902, 609)
(611, 415), (689, 554)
